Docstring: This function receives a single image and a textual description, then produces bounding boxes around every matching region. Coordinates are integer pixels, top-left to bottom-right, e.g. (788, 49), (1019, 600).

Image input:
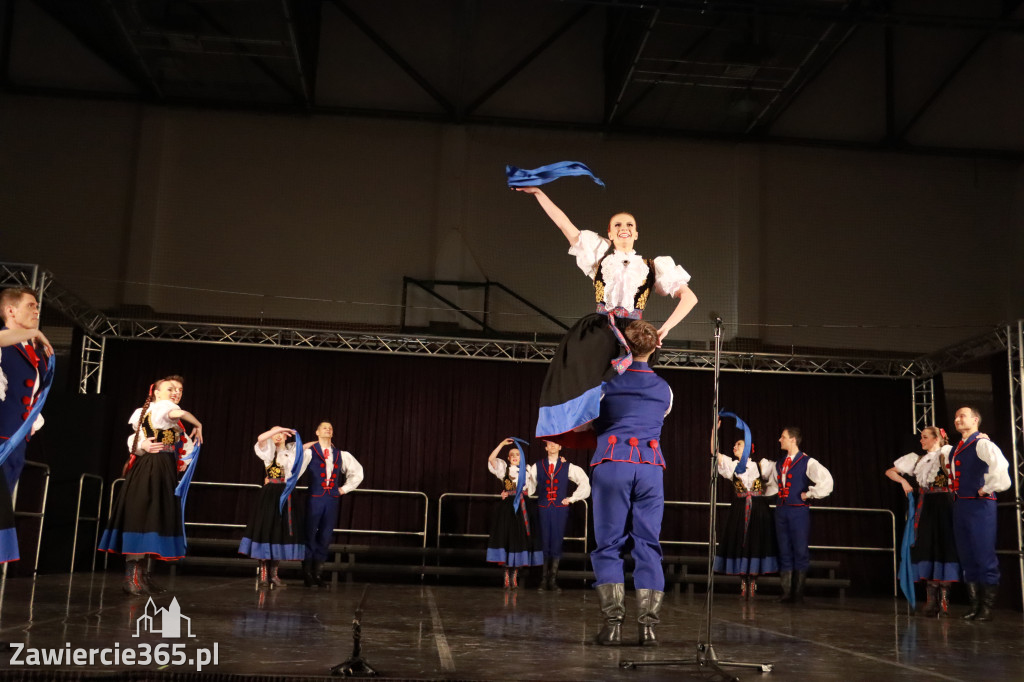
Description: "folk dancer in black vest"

(948, 406), (1010, 621)
(762, 427), (833, 604)
(0, 287), (53, 564)
(712, 422), (779, 599)
(99, 376), (203, 595)
(239, 426), (312, 589)
(527, 440), (590, 592)
(516, 187), (697, 449)
(301, 420), (363, 587)
(590, 321), (672, 646)
(885, 426), (959, 616)
(486, 439), (544, 590)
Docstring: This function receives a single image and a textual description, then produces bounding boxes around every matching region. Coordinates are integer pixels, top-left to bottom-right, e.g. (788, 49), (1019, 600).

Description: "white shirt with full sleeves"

(527, 459), (592, 503)
(569, 230), (691, 308)
(762, 454), (833, 500)
(488, 459), (538, 496)
(948, 438), (1012, 495)
(254, 439), (312, 480)
(125, 399), (195, 458)
(717, 454), (765, 492)
(334, 450), (364, 494)
(893, 445), (952, 487)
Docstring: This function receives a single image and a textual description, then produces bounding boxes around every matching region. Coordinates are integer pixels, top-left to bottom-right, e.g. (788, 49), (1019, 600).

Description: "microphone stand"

(620, 315), (772, 680)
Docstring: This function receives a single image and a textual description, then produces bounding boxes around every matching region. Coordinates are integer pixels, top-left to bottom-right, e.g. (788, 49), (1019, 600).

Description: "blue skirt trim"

(536, 385), (603, 440)
(486, 547), (544, 567)
(98, 529), (185, 559)
(713, 555), (779, 576)
(238, 538), (305, 561)
(914, 560), (960, 582)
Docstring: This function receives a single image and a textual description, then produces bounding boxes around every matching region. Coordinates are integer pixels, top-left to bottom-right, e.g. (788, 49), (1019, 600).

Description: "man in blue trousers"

(590, 320), (671, 646)
(765, 427), (832, 604)
(529, 439), (590, 592)
(949, 405), (1010, 621)
(302, 421), (363, 587)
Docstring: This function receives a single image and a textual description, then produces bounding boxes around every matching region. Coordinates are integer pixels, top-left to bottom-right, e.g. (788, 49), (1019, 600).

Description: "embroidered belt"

(265, 477), (286, 484)
(920, 486), (951, 494)
(596, 304), (643, 319)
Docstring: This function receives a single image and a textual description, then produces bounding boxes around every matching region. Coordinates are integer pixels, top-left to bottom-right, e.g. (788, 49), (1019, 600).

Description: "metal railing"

(5, 461), (51, 578)
(435, 492), (589, 555)
(105, 479), (430, 550)
(71, 474), (104, 573)
(662, 501), (898, 595)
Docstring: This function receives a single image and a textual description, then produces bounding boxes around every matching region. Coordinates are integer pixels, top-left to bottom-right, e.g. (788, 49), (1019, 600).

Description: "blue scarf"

(508, 436), (530, 512)
(279, 431), (305, 513)
(718, 410), (752, 474)
(506, 161), (605, 188)
(174, 441), (201, 547)
(0, 354), (55, 468)
(898, 491), (917, 609)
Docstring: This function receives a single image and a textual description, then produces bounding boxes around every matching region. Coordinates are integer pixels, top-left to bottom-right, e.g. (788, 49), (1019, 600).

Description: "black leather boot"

(962, 582), (981, 620)
(777, 570), (794, 603)
(938, 583), (951, 617)
(312, 561), (328, 587)
(594, 583), (625, 645)
(975, 584), (997, 621)
(739, 576), (748, 599)
(921, 582), (939, 617)
(538, 558), (550, 592)
(793, 570), (807, 604)
(548, 558), (562, 593)
(256, 560), (270, 589)
(302, 559), (314, 588)
(141, 559), (166, 595)
(637, 589), (664, 646)
(123, 559), (146, 596)
(269, 561), (286, 589)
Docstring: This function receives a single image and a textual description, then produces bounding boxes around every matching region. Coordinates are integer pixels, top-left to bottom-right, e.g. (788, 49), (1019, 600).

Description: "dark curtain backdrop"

(47, 339), (920, 594)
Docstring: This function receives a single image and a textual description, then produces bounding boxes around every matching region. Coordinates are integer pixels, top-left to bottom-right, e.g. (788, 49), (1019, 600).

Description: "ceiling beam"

(330, 0), (455, 118)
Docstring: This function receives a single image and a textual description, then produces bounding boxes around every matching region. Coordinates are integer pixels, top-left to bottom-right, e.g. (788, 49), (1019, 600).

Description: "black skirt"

(713, 495), (779, 576)
(99, 451), (185, 559)
(536, 313), (624, 449)
(238, 482), (306, 561)
(911, 491), (960, 581)
(485, 496), (544, 568)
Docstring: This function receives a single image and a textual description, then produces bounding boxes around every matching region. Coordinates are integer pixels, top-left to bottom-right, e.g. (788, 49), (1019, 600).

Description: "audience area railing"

(435, 492), (589, 555)
(70, 473), (104, 573)
(662, 501), (898, 595)
(4, 461), (50, 578)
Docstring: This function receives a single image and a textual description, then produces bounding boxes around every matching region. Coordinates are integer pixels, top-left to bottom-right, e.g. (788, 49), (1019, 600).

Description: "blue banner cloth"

(175, 443), (201, 548)
(506, 161), (605, 188)
(718, 410), (752, 474)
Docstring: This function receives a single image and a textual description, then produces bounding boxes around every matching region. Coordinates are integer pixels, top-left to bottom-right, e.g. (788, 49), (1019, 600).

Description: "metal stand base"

(622, 642), (773, 679)
(331, 585), (379, 677)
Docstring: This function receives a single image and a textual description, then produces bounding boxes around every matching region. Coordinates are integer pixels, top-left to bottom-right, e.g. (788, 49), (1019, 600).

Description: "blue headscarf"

(718, 410), (752, 474)
(279, 430), (305, 512)
(508, 436), (530, 512)
(898, 491), (917, 610)
(0, 354), (55, 468)
(506, 161), (605, 188)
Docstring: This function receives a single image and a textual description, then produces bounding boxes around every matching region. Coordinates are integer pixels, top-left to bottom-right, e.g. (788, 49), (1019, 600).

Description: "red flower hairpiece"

(939, 428), (947, 438)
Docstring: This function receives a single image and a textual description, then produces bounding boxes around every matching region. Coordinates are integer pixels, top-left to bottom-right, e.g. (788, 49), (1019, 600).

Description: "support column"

(911, 376), (935, 434)
(78, 335), (105, 395)
(1005, 320), (1024, 612)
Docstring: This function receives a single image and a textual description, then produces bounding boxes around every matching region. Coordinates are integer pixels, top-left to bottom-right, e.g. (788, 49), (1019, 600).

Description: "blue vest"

(776, 453), (810, 507)
(535, 458), (570, 509)
(950, 434), (994, 500)
(591, 362), (671, 468)
(0, 329), (48, 442)
(308, 443), (343, 498)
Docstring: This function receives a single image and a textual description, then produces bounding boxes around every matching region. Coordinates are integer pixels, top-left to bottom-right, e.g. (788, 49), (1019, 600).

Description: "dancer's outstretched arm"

(516, 187), (580, 245)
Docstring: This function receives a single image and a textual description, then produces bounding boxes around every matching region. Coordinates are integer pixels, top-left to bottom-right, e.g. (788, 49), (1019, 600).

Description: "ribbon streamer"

(508, 436), (530, 512)
(0, 354), (55, 468)
(718, 410), (752, 474)
(898, 491), (917, 610)
(506, 161), (605, 188)
(175, 442), (201, 548)
(279, 431), (304, 513)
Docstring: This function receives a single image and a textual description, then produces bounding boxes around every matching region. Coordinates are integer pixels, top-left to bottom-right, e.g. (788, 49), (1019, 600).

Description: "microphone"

(708, 311), (723, 327)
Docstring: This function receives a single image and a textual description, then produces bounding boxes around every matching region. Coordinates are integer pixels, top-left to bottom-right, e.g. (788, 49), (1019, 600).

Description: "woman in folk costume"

(99, 376), (202, 595)
(711, 420), (779, 599)
(485, 438), (543, 590)
(885, 426), (959, 616)
(239, 425), (311, 589)
(516, 186), (697, 448)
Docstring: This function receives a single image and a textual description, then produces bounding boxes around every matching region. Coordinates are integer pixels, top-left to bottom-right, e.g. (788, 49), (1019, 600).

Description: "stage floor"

(0, 572), (1020, 680)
